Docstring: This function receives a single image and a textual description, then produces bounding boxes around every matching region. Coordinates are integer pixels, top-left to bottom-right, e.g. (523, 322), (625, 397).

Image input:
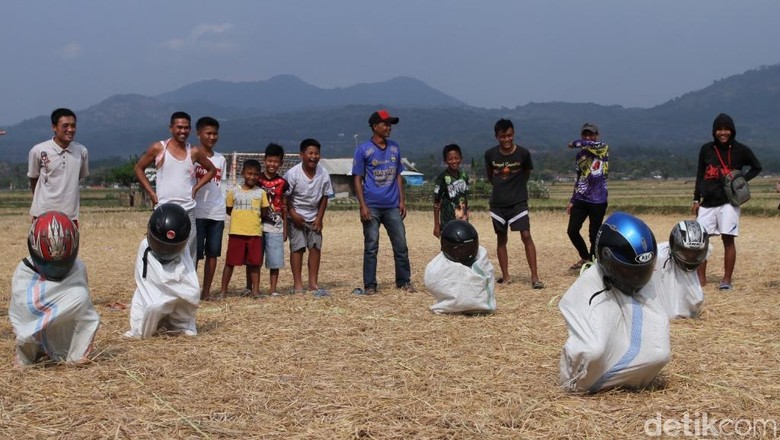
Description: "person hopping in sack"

(654, 220), (710, 319)
(424, 220), (495, 314)
(9, 211), (100, 365)
(692, 113), (761, 291)
(559, 212), (669, 393)
(125, 203), (200, 338)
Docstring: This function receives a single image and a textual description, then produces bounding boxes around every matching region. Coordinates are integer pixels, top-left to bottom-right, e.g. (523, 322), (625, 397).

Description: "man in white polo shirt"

(28, 108), (89, 225)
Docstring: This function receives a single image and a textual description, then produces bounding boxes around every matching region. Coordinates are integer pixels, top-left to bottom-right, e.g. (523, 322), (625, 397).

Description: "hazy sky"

(2, 0), (780, 125)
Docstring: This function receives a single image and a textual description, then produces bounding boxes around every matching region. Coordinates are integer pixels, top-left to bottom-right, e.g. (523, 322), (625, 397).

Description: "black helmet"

(595, 212), (657, 295)
(669, 220), (708, 272)
(147, 203), (190, 262)
(440, 220), (479, 266)
(27, 211), (80, 280)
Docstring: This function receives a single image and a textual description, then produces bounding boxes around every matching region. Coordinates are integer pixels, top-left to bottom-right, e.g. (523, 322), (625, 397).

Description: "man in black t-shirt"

(484, 118), (543, 289)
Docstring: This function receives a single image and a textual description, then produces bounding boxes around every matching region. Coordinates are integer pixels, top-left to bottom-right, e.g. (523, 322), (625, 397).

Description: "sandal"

(718, 281), (733, 291)
(532, 281), (545, 290)
(570, 259), (587, 270)
(496, 277), (512, 285)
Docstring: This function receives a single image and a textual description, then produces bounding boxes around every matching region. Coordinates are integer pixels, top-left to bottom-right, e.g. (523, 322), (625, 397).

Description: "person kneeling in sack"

(424, 220), (496, 314)
(9, 211), (100, 365)
(125, 203), (200, 338)
(655, 220), (710, 319)
(559, 212), (670, 393)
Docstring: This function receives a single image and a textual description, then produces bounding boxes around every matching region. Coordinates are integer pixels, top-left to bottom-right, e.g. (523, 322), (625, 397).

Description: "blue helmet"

(595, 212), (657, 295)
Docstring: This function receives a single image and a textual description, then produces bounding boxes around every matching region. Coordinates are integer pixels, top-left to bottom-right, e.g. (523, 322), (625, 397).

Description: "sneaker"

(353, 287), (377, 295)
(313, 288), (330, 297)
(399, 283), (418, 293)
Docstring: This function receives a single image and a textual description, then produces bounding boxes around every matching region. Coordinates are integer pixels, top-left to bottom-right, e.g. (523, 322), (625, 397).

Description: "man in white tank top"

(134, 111), (216, 261)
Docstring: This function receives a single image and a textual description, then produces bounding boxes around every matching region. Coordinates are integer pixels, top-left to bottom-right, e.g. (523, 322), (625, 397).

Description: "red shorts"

(225, 234), (263, 267)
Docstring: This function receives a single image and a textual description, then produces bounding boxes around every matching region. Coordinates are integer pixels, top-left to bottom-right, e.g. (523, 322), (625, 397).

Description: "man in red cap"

(351, 109), (415, 295)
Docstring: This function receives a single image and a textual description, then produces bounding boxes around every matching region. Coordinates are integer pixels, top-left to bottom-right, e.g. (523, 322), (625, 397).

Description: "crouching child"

(424, 220), (496, 314)
(655, 220), (710, 319)
(559, 212), (670, 393)
(9, 211), (99, 365)
(125, 203), (200, 338)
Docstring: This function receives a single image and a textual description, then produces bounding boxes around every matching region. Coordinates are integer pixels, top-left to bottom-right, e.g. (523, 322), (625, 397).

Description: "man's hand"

(359, 204), (372, 222)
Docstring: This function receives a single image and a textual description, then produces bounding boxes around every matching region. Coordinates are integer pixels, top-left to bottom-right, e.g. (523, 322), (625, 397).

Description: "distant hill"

(155, 75), (466, 112)
(1, 66), (779, 177)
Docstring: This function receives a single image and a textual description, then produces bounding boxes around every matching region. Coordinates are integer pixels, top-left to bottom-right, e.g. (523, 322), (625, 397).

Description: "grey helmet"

(669, 220), (708, 272)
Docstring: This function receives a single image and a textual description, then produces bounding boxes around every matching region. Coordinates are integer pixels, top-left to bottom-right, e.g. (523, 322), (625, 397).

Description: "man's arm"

(742, 147), (762, 182)
(28, 147), (39, 195)
(397, 173), (407, 219)
(353, 174), (371, 221)
(191, 148), (217, 196)
(134, 142), (163, 206)
(484, 154), (494, 183)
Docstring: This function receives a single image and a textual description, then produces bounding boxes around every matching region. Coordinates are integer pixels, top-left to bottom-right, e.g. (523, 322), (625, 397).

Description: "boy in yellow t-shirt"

(219, 160), (270, 299)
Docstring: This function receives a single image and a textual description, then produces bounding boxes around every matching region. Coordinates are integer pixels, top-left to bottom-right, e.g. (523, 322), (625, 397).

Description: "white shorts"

(697, 204), (740, 237)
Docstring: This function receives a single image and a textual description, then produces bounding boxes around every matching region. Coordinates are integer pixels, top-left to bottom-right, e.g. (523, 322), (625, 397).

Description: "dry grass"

(2, 207), (780, 439)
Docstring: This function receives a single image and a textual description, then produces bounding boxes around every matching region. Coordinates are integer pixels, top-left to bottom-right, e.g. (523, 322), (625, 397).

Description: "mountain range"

(2, 64), (779, 176)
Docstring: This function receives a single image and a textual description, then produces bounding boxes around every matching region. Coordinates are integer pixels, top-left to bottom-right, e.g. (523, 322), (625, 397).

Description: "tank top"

(155, 139), (195, 210)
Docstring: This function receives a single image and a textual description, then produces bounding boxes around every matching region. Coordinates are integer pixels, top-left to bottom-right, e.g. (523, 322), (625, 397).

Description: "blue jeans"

(362, 207), (411, 289)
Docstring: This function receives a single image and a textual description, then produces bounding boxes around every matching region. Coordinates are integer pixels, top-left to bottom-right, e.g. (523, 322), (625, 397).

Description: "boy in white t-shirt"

(283, 138), (334, 296)
(192, 116), (226, 301)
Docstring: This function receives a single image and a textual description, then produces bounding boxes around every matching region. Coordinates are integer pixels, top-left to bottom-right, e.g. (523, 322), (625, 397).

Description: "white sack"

(654, 242), (705, 319)
(559, 264), (670, 393)
(10, 259), (100, 365)
(125, 238), (200, 338)
(424, 246), (496, 314)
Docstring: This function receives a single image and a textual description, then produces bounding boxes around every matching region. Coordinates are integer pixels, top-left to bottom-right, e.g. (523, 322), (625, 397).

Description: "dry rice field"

(1, 207), (780, 439)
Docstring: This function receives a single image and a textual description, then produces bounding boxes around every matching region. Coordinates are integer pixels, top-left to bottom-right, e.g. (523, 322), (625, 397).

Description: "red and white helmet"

(27, 211), (79, 280)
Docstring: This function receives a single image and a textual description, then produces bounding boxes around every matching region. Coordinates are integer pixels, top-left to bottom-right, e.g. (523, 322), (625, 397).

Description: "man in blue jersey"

(352, 110), (416, 295)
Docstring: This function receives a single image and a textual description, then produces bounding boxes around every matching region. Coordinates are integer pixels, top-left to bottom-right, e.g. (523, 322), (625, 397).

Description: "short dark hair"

(494, 118), (514, 136)
(196, 116), (219, 131)
(242, 159), (261, 173)
(442, 144), (462, 160)
(51, 108), (76, 125)
(299, 138), (321, 152)
(170, 111), (191, 125)
(265, 143), (285, 159)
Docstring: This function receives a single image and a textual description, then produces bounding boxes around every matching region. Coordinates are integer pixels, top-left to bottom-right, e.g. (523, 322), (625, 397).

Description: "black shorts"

(490, 202), (530, 234)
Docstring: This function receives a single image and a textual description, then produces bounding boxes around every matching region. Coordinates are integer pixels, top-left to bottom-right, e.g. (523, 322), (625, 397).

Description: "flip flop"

(569, 259), (587, 270)
(496, 277), (512, 285)
(718, 281), (733, 291)
(532, 281), (545, 290)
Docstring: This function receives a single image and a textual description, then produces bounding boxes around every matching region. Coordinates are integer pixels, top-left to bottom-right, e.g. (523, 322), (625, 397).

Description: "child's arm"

(312, 196), (328, 233)
(433, 181), (442, 238)
(282, 196), (288, 242)
(191, 148), (217, 197)
(433, 202), (441, 238)
(287, 197), (305, 228)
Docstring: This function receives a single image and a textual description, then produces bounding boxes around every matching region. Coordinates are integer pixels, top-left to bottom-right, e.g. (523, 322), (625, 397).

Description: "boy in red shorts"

(219, 160), (270, 299)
